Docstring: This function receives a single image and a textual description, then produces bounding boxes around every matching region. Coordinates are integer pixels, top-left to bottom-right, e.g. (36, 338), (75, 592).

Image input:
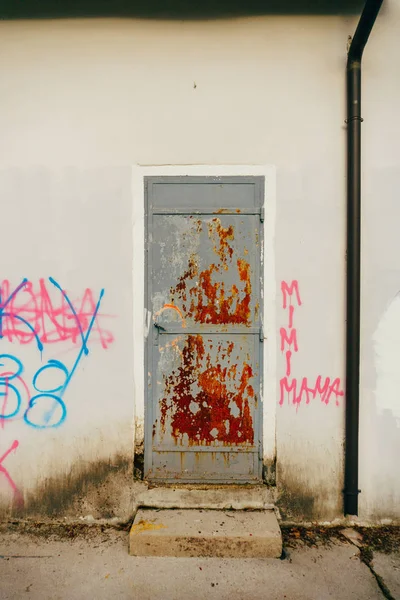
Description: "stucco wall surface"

(0, 4), (398, 521)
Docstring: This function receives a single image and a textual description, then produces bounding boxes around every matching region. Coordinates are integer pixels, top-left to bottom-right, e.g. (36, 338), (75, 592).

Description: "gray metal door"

(145, 176), (264, 483)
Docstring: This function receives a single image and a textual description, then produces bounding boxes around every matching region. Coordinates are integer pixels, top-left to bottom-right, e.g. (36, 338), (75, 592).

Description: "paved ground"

(0, 525), (399, 600)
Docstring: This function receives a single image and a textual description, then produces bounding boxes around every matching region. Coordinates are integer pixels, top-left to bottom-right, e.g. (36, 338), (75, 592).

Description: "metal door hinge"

(259, 325), (264, 342)
(260, 206), (265, 222)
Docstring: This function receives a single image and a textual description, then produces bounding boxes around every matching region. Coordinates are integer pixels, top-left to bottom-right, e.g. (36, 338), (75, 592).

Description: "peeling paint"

(148, 180), (263, 481)
(160, 335), (255, 445)
(156, 214), (258, 447)
(169, 218), (252, 325)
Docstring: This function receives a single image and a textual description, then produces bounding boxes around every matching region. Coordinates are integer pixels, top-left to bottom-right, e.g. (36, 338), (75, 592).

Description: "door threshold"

(135, 483), (277, 512)
(147, 482), (265, 490)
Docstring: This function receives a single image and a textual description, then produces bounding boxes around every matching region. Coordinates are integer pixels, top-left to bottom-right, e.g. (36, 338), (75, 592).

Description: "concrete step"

(129, 508), (282, 558)
(136, 485), (276, 511)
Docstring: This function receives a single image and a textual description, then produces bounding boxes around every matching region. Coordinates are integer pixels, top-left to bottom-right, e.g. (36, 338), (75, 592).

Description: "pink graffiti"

(280, 376), (344, 406)
(280, 327), (298, 353)
(0, 279), (113, 348)
(285, 350), (292, 377)
(281, 280), (302, 310)
(0, 440), (24, 508)
(279, 280), (343, 407)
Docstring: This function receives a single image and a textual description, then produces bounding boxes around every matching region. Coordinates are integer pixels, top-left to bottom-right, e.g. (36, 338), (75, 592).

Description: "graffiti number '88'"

(0, 278), (106, 429)
(0, 354), (67, 428)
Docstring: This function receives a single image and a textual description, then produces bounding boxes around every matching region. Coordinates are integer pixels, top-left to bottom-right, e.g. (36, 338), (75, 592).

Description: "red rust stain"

(246, 385), (255, 398)
(169, 217), (252, 326)
(160, 335), (254, 445)
(161, 217), (255, 446)
(174, 255), (198, 295)
(170, 254), (199, 307)
(181, 260), (251, 325)
(215, 209), (241, 215)
(208, 219), (234, 267)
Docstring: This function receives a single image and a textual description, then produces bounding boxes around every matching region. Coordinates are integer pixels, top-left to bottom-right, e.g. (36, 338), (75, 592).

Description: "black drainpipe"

(345, 0), (383, 516)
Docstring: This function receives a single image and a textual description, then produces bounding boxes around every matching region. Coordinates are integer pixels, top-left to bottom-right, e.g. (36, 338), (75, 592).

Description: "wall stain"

(1, 454), (133, 519)
(134, 451), (144, 480)
(277, 482), (315, 521)
(277, 464), (342, 521)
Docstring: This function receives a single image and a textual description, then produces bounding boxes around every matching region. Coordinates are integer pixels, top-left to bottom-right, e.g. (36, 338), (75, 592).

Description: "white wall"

(359, 0), (400, 522)
(0, 167), (134, 515)
(0, 5), (398, 520)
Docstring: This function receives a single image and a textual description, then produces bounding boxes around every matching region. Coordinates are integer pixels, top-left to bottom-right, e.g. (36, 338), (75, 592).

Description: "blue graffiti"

(0, 382), (21, 419)
(48, 277), (88, 353)
(0, 277), (105, 429)
(23, 393), (67, 429)
(32, 360), (69, 394)
(0, 355), (24, 420)
(0, 354), (23, 380)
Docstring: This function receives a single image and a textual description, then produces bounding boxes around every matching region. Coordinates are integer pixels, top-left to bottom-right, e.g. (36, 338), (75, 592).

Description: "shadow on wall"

(0, 0), (364, 20)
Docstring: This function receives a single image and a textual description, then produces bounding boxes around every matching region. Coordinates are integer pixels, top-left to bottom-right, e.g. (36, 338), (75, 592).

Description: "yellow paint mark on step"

(130, 520), (167, 535)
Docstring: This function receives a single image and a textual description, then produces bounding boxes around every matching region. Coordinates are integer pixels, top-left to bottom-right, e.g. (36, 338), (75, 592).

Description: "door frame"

(132, 165), (277, 477)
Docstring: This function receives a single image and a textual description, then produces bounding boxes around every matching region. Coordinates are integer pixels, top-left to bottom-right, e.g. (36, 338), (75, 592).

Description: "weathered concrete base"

(129, 508), (282, 558)
(135, 484), (276, 511)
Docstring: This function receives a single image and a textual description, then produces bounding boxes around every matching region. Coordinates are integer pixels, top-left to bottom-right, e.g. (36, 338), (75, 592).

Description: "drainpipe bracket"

(345, 117), (364, 123)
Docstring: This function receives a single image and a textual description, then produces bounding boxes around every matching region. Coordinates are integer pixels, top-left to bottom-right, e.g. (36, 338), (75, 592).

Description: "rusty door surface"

(145, 176), (264, 482)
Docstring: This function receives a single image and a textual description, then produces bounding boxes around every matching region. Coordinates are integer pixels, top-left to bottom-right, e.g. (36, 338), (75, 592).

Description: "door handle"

(154, 322), (166, 345)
